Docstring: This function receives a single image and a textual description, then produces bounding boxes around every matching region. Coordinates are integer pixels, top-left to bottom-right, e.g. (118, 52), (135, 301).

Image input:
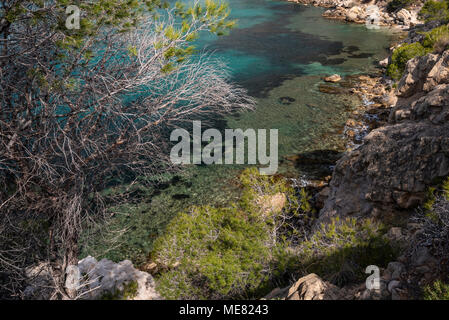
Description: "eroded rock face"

(320, 50), (449, 221)
(321, 122), (449, 220)
(395, 9), (419, 27)
(396, 54), (440, 99)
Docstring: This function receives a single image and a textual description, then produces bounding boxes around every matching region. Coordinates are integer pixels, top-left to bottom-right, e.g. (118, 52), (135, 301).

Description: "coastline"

(288, 0), (423, 30)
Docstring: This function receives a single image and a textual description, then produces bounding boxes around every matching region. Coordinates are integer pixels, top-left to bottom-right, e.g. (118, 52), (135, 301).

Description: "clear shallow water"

(87, 2), (400, 263)
(198, 2), (398, 175)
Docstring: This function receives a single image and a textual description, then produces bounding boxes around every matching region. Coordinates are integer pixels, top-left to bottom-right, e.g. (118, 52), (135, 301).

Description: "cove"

(84, 2), (401, 264)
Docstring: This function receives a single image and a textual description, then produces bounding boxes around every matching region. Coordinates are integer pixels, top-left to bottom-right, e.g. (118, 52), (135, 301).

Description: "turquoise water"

(87, 2), (400, 264)
(197, 2), (398, 175)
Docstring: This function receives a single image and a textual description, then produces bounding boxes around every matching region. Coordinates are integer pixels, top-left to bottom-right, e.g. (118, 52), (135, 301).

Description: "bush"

(387, 42), (430, 79)
(422, 25), (449, 53)
(419, 0), (449, 23)
(386, 22), (449, 80)
(151, 168), (309, 299)
(297, 217), (398, 286)
(387, 0), (416, 12)
(424, 280), (449, 300)
(154, 205), (272, 299)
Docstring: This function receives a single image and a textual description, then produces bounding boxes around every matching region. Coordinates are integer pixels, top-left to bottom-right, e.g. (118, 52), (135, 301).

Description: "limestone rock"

(265, 274), (340, 300)
(423, 51), (449, 92)
(78, 256), (161, 300)
(324, 74), (342, 83)
(395, 9), (419, 27)
(379, 57), (389, 67)
(346, 6), (365, 23)
(256, 193), (287, 215)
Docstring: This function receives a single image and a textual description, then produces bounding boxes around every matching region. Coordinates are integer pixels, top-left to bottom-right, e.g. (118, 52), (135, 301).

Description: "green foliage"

(422, 25), (449, 53)
(154, 205), (272, 299)
(424, 186), (439, 222)
(387, 23), (449, 79)
(419, 0), (449, 23)
(443, 177), (449, 198)
(152, 168), (308, 299)
(387, 42), (430, 80)
(423, 280), (449, 300)
(4, 0), (236, 77)
(297, 217), (398, 286)
(100, 280), (139, 300)
(387, 0), (416, 12)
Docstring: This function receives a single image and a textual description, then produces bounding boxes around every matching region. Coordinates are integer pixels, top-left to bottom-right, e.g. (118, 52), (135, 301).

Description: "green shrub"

(152, 168), (308, 299)
(154, 205), (271, 299)
(422, 25), (449, 53)
(386, 24), (449, 80)
(421, 176), (449, 221)
(419, 0), (449, 23)
(297, 217), (398, 286)
(387, 0), (416, 12)
(423, 280), (449, 300)
(387, 42), (430, 79)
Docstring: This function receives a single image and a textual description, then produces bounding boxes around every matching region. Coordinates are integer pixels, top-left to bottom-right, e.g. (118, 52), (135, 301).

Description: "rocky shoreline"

(268, 0), (449, 300)
(269, 49), (449, 299)
(288, 0), (423, 29)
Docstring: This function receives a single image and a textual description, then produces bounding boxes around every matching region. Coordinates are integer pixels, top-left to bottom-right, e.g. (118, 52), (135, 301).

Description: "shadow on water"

(205, 2), (347, 97)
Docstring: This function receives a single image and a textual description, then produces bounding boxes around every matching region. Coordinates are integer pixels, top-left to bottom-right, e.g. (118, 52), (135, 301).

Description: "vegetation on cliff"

(387, 24), (449, 79)
(419, 0), (449, 22)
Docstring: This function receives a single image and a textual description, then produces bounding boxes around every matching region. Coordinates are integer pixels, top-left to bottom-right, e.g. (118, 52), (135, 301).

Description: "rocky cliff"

(320, 49), (449, 222)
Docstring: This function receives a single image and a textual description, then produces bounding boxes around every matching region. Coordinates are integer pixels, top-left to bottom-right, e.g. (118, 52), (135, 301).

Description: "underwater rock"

(278, 96), (296, 105)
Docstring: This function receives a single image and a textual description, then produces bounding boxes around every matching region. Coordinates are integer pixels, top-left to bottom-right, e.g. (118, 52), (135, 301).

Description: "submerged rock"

(278, 96), (296, 105)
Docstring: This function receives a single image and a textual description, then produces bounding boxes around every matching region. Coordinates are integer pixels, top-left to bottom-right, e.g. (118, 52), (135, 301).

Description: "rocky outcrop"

(265, 270), (401, 300)
(324, 74), (342, 83)
(289, 0), (423, 29)
(24, 256), (161, 300)
(265, 274), (341, 300)
(320, 50), (449, 222)
(77, 256), (161, 300)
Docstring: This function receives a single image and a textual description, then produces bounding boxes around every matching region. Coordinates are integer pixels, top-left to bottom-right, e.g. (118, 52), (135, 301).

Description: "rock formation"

(320, 50), (449, 222)
(288, 0), (423, 28)
(77, 256), (161, 300)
